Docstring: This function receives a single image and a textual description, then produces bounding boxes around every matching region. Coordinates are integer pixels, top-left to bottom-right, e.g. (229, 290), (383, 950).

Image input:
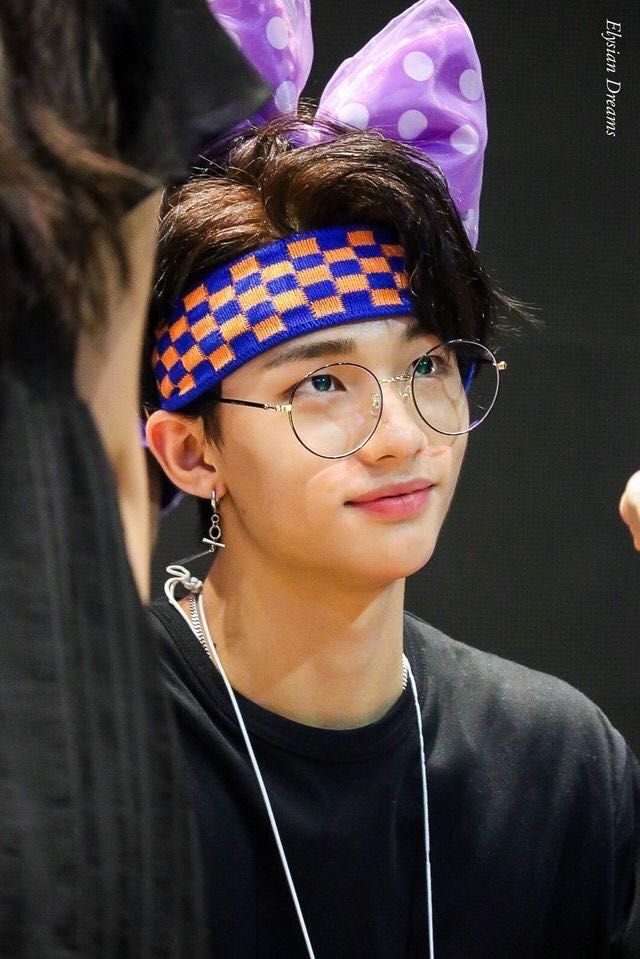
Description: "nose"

(357, 377), (432, 464)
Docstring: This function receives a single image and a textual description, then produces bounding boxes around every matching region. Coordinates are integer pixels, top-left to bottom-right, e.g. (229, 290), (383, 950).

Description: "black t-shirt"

(149, 598), (640, 959)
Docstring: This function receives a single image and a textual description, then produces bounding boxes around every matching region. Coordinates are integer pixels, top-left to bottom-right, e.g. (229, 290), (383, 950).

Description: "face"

(206, 317), (468, 589)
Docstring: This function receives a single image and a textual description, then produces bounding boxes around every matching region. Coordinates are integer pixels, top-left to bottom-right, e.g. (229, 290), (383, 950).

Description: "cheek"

(219, 415), (341, 543)
(443, 435), (467, 494)
(432, 436), (467, 522)
(225, 435), (292, 513)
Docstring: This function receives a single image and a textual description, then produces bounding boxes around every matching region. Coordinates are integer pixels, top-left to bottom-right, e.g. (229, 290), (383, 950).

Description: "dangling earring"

(202, 490), (226, 553)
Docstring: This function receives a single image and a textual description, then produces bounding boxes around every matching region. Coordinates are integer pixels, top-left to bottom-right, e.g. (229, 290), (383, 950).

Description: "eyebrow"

(262, 337), (357, 369)
(262, 319), (429, 369)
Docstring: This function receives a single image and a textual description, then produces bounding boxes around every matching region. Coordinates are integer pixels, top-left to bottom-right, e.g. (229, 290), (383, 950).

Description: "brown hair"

(146, 110), (519, 433)
(0, 1), (154, 343)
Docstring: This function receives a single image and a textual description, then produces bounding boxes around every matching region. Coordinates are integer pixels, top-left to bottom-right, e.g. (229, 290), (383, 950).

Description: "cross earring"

(202, 490), (226, 553)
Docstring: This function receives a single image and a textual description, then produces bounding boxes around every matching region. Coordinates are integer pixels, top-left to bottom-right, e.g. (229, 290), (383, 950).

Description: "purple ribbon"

(207, 0), (487, 247)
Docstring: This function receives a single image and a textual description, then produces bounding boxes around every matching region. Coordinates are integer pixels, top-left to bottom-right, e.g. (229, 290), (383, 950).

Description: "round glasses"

(218, 339), (506, 459)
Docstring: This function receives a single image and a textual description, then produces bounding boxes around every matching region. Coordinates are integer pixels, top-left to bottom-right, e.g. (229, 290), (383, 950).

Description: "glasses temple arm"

(217, 398), (292, 413)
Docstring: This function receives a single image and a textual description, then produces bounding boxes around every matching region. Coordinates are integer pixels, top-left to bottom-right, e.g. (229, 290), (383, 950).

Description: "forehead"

(257, 315), (431, 371)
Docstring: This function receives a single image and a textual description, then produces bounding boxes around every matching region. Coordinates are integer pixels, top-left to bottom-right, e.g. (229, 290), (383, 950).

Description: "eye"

(414, 355), (439, 377)
(295, 372), (347, 396)
(310, 373), (335, 393)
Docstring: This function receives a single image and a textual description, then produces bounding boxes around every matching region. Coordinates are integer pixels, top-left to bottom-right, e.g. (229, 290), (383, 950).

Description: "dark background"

(152, 1), (640, 754)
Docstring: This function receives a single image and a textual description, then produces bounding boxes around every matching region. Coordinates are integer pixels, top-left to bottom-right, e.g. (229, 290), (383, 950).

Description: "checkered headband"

(153, 225), (414, 410)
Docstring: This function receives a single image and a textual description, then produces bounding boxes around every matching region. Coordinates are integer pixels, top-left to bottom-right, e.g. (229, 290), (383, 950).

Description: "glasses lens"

(290, 363), (382, 458)
(411, 340), (500, 436)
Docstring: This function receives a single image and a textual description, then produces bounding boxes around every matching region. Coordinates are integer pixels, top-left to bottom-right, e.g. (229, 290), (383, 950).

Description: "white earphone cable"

(405, 656), (435, 957)
(165, 568), (317, 959)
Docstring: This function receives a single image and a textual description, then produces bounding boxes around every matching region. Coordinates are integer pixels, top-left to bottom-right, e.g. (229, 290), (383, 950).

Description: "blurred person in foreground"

(142, 1), (640, 956)
(0, 0), (266, 954)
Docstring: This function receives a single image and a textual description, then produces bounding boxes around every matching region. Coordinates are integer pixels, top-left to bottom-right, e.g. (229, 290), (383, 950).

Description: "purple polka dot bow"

(208, 0), (486, 247)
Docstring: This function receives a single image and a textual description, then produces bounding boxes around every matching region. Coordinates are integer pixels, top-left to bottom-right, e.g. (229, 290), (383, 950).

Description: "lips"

(346, 479), (434, 505)
(345, 479), (435, 520)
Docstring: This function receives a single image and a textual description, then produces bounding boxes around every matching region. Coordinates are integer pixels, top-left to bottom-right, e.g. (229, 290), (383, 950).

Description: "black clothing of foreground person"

(0, 1), (266, 954)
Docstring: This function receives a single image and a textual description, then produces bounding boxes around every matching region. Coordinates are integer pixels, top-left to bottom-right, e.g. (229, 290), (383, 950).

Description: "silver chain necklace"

(164, 573), (434, 957)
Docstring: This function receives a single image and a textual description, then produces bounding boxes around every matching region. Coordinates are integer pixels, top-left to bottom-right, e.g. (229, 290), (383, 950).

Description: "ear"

(145, 411), (226, 500)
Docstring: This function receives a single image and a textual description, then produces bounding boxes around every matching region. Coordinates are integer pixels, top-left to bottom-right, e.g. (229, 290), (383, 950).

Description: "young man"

(144, 109), (640, 957)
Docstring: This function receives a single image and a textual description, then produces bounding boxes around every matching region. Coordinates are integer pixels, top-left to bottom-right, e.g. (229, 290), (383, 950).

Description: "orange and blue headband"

(153, 225), (414, 410)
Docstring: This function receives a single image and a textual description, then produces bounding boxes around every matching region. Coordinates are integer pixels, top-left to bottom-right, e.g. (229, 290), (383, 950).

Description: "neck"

(74, 191), (161, 602)
(201, 547), (406, 730)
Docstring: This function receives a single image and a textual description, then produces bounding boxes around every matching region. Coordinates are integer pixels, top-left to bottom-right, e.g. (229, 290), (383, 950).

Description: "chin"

(343, 535), (438, 587)
(386, 549), (436, 582)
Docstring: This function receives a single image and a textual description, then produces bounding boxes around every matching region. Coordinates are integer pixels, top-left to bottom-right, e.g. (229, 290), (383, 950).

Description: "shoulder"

(147, 595), (187, 666)
(147, 595), (216, 714)
(404, 608), (607, 723)
(148, 594), (182, 639)
(403, 610), (631, 787)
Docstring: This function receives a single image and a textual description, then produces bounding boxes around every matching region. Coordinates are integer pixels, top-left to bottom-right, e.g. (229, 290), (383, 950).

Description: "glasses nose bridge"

(368, 371), (414, 423)
(378, 371), (413, 403)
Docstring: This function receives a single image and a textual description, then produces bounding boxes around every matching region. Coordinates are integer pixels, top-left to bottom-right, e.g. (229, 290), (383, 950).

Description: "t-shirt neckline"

(154, 598), (428, 764)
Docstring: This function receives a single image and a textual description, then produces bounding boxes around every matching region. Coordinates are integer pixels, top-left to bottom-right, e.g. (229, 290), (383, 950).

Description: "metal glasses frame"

(215, 338), (507, 460)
